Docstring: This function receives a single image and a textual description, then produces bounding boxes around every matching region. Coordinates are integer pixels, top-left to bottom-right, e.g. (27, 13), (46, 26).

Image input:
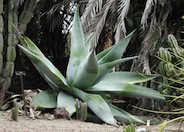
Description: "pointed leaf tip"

(66, 6), (85, 84)
(72, 50), (99, 89)
(97, 30), (135, 64)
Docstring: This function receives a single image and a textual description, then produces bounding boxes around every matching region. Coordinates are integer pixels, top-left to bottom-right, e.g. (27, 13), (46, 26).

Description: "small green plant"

(17, 7), (164, 126)
(157, 34), (184, 132)
(123, 124), (136, 132)
(11, 99), (18, 121)
(159, 116), (184, 132)
(157, 34), (184, 107)
(75, 99), (87, 121)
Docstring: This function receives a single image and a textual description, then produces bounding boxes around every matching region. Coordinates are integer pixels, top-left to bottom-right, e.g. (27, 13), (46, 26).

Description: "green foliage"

(159, 116), (184, 132)
(0, 0), (38, 105)
(157, 34), (184, 107)
(18, 7), (164, 126)
(11, 99), (18, 121)
(75, 98), (87, 121)
(123, 124), (136, 132)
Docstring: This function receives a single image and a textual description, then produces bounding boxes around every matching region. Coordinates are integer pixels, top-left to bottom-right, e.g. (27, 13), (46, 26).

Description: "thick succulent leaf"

(57, 91), (76, 116)
(18, 45), (69, 91)
(89, 82), (165, 100)
(99, 56), (138, 77)
(66, 7), (85, 84)
(32, 90), (58, 108)
(97, 30), (135, 64)
(97, 46), (113, 61)
(108, 103), (145, 124)
(72, 50), (99, 89)
(93, 57), (138, 85)
(18, 35), (44, 56)
(42, 74), (62, 91)
(85, 33), (93, 53)
(100, 72), (158, 84)
(72, 87), (117, 126)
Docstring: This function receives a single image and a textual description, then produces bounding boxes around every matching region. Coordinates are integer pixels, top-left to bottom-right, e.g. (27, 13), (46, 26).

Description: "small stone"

(54, 107), (70, 120)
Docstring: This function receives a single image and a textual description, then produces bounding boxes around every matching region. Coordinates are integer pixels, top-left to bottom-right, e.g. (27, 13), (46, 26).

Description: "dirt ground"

(0, 111), (183, 132)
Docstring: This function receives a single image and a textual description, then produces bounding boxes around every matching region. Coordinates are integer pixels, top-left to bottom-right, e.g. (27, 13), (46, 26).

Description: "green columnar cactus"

(11, 99), (18, 121)
(2, 0), (17, 92)
(75, 98), (87, 121)
(18, 0), (37, 34)
(123, 124), (136, 132)
(0, 0), (4, 103)
(0, 0), (38, 104)
(157, 34), (184, 106)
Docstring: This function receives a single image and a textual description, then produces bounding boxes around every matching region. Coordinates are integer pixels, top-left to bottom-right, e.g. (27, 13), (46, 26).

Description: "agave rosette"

(17, 7), (164, 126)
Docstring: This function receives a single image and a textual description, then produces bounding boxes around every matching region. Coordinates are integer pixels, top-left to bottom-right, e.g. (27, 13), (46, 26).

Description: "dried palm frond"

(46, 1), (74, 31)
(115, 0), (130, 43)
(141, 0), (157, 30)
(47, 2), (64, 17)
(15, 0), (25, 5)
(49, 15), (64, 31)
(81, 0), (132, 48)
(81, 0), (103, 28)
(88, 0), (115, 49)
(135, 0), (172, 74)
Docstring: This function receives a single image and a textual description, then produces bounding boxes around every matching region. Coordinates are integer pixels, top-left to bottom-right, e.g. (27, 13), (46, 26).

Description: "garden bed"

(0, 111), (183, 132)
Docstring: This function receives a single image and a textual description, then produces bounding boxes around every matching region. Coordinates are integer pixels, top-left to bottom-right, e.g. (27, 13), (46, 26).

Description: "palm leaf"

(141, 0), (156, 30)
(89, 0), (115, 48)
(81, 0), (103, 26)
(115, 0), (130, 43)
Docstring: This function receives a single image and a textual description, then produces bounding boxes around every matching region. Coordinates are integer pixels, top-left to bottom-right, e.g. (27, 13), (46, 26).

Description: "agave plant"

(17, 7), (164, 126)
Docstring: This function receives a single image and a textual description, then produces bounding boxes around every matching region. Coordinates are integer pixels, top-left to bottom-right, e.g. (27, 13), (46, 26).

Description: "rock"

(54, 107), (70, 120)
